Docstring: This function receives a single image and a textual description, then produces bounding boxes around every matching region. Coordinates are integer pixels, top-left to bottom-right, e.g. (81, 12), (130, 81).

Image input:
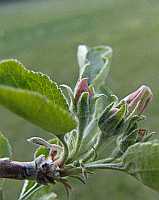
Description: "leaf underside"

(80, 45), (112, 86)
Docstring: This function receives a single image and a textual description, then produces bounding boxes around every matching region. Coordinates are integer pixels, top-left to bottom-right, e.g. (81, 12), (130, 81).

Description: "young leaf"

(0, 132), (12, 158)
(19, 182), (57, 200)
(79, 45), (112, 88)
(0, 59), (68, 110)
(77, 45), (88, 69)
(19, 180), (43, 200)
(122, 140), (159, 192)
(34, 138), (60, 159)
(0, 86), (76, 135)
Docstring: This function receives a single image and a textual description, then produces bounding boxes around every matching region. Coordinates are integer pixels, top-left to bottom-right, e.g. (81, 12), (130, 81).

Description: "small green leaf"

(19, 180), (43, 200)
(0, 86), (76, 135)
(122, 140), (159, 192)
(0, 132), (12, 158)
(77, 92), (90, 134)
(79, 45), (112, 88)
(77, 45), (88, 69)
(19, 182), (57, 200)
(34, 138), (59, 159)
(0, 59), (68, 109)
(34, 146), (49, 159)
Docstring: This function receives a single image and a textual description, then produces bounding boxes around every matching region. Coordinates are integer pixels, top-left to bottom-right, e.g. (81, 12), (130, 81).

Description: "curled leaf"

(78, 45), (112, 88)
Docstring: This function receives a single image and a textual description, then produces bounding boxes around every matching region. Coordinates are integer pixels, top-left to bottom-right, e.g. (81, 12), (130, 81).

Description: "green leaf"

(0, 86), (76, 135)
(77, 92), (90, 135)
(77, 45), (88, 69)
(0, 132), (12, 158)
(98, 101), (127, 138)
(19, 182), (58, 200)
(34, 146), (49, 159)
(79, 45), (112, 87)
(34, 138), (59, 159)
(0, 59), (68, 110)
(19, 180), (43, 200)
(122, 140), (159, 192)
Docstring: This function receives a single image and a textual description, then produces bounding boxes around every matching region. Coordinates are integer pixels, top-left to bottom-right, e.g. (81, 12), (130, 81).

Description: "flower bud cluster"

(98, 85), (153, 153)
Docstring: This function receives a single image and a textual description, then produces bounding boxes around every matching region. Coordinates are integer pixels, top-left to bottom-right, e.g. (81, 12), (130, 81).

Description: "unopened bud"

(75, 78), (93, 103)
(98, 101), (127, 138)
(124, 85), (153, 114)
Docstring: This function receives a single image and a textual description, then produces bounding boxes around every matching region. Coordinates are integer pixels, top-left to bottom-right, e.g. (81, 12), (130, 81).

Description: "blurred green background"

(0, 0), (159, 199)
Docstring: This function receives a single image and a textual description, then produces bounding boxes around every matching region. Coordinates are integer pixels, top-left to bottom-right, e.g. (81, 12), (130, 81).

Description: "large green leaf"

(0, 86), (76, 135)
(0, 132), (12, 158)
(0, 59), (68, 109)
(78, 45), (112, 87)
(122, 140), (159, 192)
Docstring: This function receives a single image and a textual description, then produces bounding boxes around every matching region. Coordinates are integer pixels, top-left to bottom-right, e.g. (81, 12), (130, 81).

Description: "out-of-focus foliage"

(0, 0), (158, 199)
(0, 132), (12, 158)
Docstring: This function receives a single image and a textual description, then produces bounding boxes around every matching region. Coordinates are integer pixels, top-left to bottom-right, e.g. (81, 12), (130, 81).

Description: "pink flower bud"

(75, 78), (93, 103)
(123, 85), (153, 114)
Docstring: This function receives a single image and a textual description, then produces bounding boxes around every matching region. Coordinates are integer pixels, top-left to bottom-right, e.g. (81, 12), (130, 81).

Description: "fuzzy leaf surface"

(0, 86), (76, 135)
(80, 45), (112, 87)
(0, 59), (68, 109)
(123, 140), (159, 192)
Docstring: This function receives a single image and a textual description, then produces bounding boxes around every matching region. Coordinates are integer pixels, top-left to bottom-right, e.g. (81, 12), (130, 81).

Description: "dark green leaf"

(0, 59), (68, 109)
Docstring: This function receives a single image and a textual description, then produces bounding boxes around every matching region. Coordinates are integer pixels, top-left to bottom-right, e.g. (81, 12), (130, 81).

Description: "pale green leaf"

(77, 45), (88, 69)
(19, 182), (57, 200)
(0, 59), (68, 109)
(0, 86), (76, 135)
(80, 45), (112, 87)
(19, 180), (43, 200)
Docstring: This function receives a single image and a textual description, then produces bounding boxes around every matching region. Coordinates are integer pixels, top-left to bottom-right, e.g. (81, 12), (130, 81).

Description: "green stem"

(59, 136), (69, 164)
(81, 132), (102, 162)
(62, 162), (125, 177)
(84, 162), (125, 172)
(87, 157), (115, 165)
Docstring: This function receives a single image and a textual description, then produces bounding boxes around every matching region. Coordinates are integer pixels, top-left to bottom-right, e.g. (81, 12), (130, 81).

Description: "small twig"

(0, 156), (60, 184)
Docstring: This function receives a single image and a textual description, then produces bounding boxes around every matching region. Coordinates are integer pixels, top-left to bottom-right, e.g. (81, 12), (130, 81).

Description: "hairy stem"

(84, 162), (125, 172)
(59, 136), (69, 165)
